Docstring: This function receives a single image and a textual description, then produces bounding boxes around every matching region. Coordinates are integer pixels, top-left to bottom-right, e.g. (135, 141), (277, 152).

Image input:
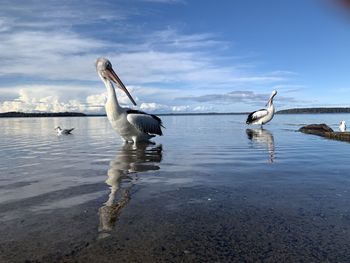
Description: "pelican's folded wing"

(66, 128), (74, 134)
(246, 109), (268, 124)
(126, 110), (163, 136)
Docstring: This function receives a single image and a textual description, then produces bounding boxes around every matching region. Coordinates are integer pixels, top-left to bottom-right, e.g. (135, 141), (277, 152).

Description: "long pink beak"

(106, 68), (137, 106)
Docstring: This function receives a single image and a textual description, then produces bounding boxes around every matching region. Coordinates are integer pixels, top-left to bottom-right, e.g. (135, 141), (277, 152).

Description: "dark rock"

(299, 124), (334, 135)
(299, 123), (350, 142)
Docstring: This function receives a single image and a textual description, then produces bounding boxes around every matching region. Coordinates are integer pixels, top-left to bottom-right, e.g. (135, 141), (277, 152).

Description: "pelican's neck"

(104, 79), (122, 114)
(267, 97), (275, 112)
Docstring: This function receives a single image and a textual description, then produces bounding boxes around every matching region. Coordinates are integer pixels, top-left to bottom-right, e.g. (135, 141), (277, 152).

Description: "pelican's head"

(54, 126), (61, 130)
(340, 120), (346, 125)
(266, 90), (277, 106)
(95, 58), (112, 77)
(95, 57), (137, 106)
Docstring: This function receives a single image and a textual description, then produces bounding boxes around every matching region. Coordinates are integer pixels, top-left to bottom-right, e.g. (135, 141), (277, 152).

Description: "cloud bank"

(0, 0), (307, 113)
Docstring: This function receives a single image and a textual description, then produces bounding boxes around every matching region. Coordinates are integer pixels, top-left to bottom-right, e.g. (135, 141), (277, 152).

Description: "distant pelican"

(246, 90), (277, 127)
(95, 58), (163, 143)
(55, 126), (74, 135)
(339, 120), (346, 132)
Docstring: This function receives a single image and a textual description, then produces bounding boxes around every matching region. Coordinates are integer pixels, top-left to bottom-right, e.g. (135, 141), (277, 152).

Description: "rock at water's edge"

(299, 123), (334, 135)
(299, 123), (350, 142)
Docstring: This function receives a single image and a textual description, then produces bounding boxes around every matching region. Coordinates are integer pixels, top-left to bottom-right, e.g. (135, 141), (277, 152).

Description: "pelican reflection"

(98, 143), (162, 239)
(246, 128), (275, 163)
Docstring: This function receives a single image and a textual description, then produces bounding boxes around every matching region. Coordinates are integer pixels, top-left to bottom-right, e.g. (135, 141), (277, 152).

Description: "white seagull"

(246, 90), (277, 127)
(339, 120), (346, 132)
(95, 58), (164, 143)
(55, 126), (74, 135)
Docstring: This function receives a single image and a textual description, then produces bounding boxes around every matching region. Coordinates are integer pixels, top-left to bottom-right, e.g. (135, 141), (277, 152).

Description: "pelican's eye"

(106, 62), (112, 69)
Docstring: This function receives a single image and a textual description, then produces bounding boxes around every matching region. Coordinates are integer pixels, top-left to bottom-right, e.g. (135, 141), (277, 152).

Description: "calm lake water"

(1, 114), (350, 262)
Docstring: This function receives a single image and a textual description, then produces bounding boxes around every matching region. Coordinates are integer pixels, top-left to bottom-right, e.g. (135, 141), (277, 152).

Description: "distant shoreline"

(0, 108), (350, 118)
(0, 112), (87, 118)
(277, 107), (350, 114)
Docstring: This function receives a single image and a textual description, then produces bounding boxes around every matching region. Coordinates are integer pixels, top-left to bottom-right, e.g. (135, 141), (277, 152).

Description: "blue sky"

(0, 0), (350, 113)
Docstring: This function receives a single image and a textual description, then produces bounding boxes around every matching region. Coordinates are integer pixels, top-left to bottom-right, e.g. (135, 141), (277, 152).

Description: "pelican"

(246, 128), (275, 163)
(95, 58), (164, 143)
(54, 126), (74, 135)
(98, 143), (162, 239)
(339, 120), (346, 132)
(246, 90), (277, 127)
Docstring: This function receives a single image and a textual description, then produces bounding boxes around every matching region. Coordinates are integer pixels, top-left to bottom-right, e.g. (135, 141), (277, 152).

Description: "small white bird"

(339, 120), (346, 132)
(95, 57), (163, 143)
(55, 126), (74, 135)
(246, 90), (277, 128)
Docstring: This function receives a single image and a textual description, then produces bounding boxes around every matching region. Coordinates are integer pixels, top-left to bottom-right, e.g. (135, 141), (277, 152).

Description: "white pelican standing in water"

(246, 90), (277, 128)
(95, 58), (164, 143)
(339, 120), (346, 132)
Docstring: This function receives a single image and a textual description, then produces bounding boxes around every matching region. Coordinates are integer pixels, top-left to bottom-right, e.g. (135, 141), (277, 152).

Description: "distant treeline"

(277, 108), (350, 114)
(1, 108), (350, 118)
(157, 112), (248, 116)
(0, 112), (86, 118)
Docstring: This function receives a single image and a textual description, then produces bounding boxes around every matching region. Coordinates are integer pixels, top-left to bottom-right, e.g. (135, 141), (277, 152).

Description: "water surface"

(1, 114), (350, 262)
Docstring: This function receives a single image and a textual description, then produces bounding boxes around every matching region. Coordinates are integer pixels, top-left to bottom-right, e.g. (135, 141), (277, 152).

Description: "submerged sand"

(1, 182), (350, 263)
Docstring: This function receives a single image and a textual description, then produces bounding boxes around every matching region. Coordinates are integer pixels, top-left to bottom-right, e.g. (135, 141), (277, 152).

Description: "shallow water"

(1, 114), (350, 262)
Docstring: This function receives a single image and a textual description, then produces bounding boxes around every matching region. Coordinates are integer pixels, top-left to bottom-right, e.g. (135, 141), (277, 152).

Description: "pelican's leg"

(122, 137), (132, 144)
(132, 136), (137, 145)
(133, 136), (154, 146)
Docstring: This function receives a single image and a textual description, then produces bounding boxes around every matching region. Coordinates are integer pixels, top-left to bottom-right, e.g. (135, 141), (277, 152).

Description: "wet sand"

(2, 181), (350, 263)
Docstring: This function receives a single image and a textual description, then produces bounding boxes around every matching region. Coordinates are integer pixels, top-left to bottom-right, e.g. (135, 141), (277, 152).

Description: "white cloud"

(86, 93), (106, 108)
(0, 1), (133, 30)
(178, 90), (302, 107)
(0, 30), (106, 80)
(140, 102), (168, 112)
(139, 102), (212, 113)
(0, 0), (304, 113)
(0, 86), (107, 113)
(0, 84), (102, 101)
(0, 89), (82, 113)
(193, 105), (214, 112)
(0, 18), (12, 32)
(0, 19), (293, 86)
(0, 88), (206, 114)
(171, 105), (190, 112)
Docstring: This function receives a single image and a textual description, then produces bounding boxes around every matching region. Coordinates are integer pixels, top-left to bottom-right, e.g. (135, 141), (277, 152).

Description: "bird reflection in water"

(246, 128), (275, 163)
(98, 143), (162, 239)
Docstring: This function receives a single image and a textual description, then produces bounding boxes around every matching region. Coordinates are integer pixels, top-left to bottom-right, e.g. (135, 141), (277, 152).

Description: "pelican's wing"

(64, 128), (74, 134)
(126, 110), (163, 136)
(246, 109), (268, 124)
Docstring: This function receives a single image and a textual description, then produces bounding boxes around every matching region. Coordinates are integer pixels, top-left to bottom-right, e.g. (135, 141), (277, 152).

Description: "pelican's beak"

(106, 68), (137, 106)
